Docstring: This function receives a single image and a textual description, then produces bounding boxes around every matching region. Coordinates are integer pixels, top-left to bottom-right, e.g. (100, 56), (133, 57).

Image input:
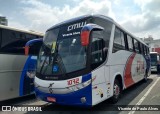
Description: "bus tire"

(143, 75), (148, 82)
(143, 70), (148, 82)
(110, 79), (121, 104)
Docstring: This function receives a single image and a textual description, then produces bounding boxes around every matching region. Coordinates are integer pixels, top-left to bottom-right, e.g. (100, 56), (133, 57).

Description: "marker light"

(47, 97), (56, 102)
(26, 71), (36, 78)
(81, 31), (90, 46)
(25, 46), (29, 55)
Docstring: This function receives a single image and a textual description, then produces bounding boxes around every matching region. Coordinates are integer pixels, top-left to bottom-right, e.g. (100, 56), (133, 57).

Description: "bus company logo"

(67, 21), (87, 31)
(48, 83), (54, 93)
(48, 83), (54, 88)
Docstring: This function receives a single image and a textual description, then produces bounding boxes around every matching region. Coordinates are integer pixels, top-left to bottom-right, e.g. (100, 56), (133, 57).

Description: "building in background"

(143, 35), (160, 53)
(0, 16), (8, 26)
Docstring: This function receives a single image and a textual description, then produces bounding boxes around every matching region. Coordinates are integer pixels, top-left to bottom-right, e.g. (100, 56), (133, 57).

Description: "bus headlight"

(26, 71), (36, 78)
(68, 79), (91, 91)
(82, 79), (91, 87)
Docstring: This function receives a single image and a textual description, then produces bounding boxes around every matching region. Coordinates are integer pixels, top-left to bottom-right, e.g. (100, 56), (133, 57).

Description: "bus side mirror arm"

(80, 24), (104, 46)
(24, 38), (43, 56)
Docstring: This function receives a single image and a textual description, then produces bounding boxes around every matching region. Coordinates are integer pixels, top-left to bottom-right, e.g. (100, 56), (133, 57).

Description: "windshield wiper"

(39, 45), (53, 74)
(39, 56), (48, 74)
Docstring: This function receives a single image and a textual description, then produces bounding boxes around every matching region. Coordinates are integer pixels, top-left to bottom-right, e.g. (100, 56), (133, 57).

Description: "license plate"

(47, 97), (56, 102)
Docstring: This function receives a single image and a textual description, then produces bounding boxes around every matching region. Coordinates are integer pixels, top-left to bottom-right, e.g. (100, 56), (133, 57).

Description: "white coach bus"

(0, 25), (43, 101)
(33, 14), (151, 106)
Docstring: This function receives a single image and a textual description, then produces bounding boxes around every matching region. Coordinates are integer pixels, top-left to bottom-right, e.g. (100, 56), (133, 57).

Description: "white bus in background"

(150, 52), (160, 72)
(0, 25), (43, 101)
(33, 14), (151, 106)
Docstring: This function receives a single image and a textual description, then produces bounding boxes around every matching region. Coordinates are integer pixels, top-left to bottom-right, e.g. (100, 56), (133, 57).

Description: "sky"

(0, 0), (160, 39)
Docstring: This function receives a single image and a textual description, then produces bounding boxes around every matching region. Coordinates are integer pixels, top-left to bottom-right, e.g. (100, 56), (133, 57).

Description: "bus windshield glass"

(37, 23), (87, 77)
(150, 54), (158, 66)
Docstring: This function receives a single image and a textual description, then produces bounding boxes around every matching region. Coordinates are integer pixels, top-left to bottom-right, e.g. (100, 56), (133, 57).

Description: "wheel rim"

(113, 84), (120, 98)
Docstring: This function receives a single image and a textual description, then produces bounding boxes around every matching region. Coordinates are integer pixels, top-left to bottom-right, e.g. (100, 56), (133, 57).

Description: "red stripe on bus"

(124, 53), (136, 88)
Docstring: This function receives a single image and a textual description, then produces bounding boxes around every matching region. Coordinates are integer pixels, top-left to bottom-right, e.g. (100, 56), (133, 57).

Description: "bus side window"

(143, 45), (146, 55)
(138, 42), (144, 54)
(1, 29), (25, 54)
(144, 46), (148, 55)
(133, 39), (140, 53)
(0, 29), (1, 46)
(112, 27), (125, 53)
(91, 30), (105, 69)
(146, 47), (148, 54)
(148, 47), (150, 54)
(147, 47), (150, 54)
(127, 35), (134, 52)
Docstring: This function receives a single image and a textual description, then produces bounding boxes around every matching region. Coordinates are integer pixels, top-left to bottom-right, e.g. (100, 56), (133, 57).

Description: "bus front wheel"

(143, 70), (148, 82)
(143, 74), (148, 82)
(110, 79), (121, 104)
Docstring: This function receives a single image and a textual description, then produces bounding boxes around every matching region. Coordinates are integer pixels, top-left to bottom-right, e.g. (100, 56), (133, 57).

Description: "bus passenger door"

(81, 24), (109, 105)
(90, 30), (108, 105)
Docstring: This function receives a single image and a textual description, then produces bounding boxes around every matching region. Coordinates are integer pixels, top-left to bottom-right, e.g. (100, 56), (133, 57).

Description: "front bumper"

(34, 84), (92, 106)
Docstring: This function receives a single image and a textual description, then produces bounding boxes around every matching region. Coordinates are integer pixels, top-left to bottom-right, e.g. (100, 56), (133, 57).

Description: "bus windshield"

(37, 26), (87, 77)
(150, 54), (158, 66)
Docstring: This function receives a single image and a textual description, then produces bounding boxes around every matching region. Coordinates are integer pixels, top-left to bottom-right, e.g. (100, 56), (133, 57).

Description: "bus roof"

(48, 14), (113, 31)
(0, 24), (44, 36)
(47, 14), (148, 47)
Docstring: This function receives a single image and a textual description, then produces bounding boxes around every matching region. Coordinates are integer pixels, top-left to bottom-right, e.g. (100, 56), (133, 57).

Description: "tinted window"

(127, 35), (133, 51)
(92, 38), (103, 64)
(146, 47), (148, 54)
(144, 46), (147, 55)
(139, 43), (142, 54)
(29, 41), (42, 56)
(91, 31), (105, 69)
(133, 39), (140, 53)
(37, 18), (90, 78)
(144, 46), (146, 55)
(0, 29), (1, 47)
(147, 47), (149, 54)
(93, 17), (112, 50)
(0, 29), (41, 55)
(112, 28), (125, 53)
(93, 17), (112, 39)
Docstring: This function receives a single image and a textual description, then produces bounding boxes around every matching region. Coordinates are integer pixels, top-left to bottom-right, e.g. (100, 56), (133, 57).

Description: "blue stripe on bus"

(82, 73), (91, 83)
(19, 56), (31, 96)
